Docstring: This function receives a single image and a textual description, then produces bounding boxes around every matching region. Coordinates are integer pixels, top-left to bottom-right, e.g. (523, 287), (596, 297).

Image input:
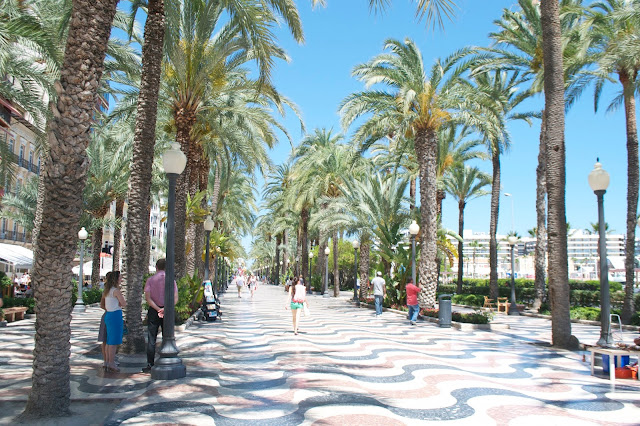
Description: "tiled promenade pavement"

(2, 284), (640, 425)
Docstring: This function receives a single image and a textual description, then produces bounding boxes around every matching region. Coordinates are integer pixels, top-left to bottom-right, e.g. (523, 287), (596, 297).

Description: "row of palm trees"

(253, 0), (640, 354)
(1, 0), (638, 420)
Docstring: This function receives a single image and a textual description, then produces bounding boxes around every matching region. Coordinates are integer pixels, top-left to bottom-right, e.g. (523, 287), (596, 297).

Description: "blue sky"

(251, 0), (634, 242)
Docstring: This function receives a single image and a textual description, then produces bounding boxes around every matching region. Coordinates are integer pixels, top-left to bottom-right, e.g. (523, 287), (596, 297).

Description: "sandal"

(106, 365), (120, 373)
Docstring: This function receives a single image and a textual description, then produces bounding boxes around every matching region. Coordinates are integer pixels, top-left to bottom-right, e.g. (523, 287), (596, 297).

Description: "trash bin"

(438, 294), (453, 328)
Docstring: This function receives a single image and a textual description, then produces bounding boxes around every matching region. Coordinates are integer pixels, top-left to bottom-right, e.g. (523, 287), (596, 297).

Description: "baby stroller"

(198, 280), (221, 321)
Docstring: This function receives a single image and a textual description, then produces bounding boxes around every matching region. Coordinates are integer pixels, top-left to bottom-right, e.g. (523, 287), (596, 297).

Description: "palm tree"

(368, 0), (458, 30)
(465, 70), (535, 302)
(442, 164), (491, 293)
(340, 38), (481, 308)
(290, 129), (351, 296)
(540, 0), (574, 349)
(583, 0), (640, 324)
(468, 240), (482, 278)
(22, 0), (120, 419)
(487, 0), (588, 314)
(585, 222), (612, 235)
(121, 0), (168, 354)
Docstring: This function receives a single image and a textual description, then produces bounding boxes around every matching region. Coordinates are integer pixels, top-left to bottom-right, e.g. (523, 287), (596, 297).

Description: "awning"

(72, 257), (113, 277)
(0, 243), (33, 269)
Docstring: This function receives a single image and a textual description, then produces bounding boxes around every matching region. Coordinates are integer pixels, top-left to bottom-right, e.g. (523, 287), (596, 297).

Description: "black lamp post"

(74, 227), (89, 313)
(152, 143), (187, 380)
(352, 239), (360, 304)
(203, 216), (214, 282)
(589, 159), (612, 347)
(507, 235), (520, 315)
(324, 245), (330, 298)
(409, 220), (420, 286)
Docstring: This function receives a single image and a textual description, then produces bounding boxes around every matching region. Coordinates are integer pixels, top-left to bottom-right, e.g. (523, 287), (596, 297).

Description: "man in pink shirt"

(142, 258), (178, 372)
(406, 278), (421, 326)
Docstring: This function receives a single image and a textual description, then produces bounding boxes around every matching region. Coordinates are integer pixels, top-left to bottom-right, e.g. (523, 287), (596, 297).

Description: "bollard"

(438, 294), (453, 328)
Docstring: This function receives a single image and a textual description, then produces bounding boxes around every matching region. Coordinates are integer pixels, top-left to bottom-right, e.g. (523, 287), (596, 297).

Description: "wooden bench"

(482, 296), (495, 312)
(2, 307), (28, 322)
(497, 297), (509, 313)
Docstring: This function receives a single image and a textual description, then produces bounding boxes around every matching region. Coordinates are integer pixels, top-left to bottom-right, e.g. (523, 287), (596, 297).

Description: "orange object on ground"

(615, 367), (633, 379)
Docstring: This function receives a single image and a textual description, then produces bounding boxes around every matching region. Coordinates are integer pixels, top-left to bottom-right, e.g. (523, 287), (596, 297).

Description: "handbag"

(302, 302), (310, 317)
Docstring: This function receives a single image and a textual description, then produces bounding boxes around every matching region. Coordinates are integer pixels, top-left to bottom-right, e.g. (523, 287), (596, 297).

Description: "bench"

(2, 306), (28, 322)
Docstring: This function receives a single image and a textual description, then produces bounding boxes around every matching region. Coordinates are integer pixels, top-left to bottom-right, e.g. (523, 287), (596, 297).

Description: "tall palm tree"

(582, 0), (640, 324)
(121, 0), (168, 354)
(465, 70), (535, 302)
(0, 175), (38, 233)
(22, 0), (119, 419)
(540, 0), (574, 349)
(442, 164), (491, 293)
(340, 39), (483, 308)
(487, 0), (588, 313)
(290, 129), (350, 295)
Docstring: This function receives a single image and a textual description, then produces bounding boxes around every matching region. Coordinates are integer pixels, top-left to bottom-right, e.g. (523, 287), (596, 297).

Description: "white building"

(451, 229), (640, 282)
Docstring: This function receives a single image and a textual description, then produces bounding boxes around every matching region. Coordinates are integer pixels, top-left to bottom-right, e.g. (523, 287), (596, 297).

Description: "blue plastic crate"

(602, 355), (630, 373)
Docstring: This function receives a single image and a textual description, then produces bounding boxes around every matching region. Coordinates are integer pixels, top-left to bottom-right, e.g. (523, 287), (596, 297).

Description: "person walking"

(142, 258), (178, 373)
(233, 272), (245, 298)
(286, 277), (307, 335)
(101, 271), (126, 372)
(405, 278), (421, 325)
(371, 271), (386, 317)
(250, 274), (258, 298)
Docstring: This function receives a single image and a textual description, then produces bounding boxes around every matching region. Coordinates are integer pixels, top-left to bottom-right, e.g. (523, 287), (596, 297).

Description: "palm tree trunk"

(283, 230), (288, 274)
(620, 72), (639, 324)
(186, 142), (203, 277)
(317, 227), (327, 276)
(457, 200), (465, 294)
(275, 233), (281, 285)
(112, 199), (124, 271)
(534, 112), (547, 311)
(21, 0), (119, 418)
(358, 238), (370, 300)
(541, 0), (573, 349)
(300, 207), (309, 292)
(436, 189), (446, 219)
(174, 110), (195, 281)
(333, 230), (339, 297)
(415, 128), (439, 308)
(122, 0), (165, 356)
(410, 178), (416, 211)
(31, 156), (47, 250)
(91, 227), (103, 288)
(489, 151), (501, 301)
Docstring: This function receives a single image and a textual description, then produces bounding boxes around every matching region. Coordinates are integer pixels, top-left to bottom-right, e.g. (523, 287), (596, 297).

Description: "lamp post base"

(151, 363), (186, 380)
(508, 303), (520, 315)
(73, 303), (86, 313)
(596, 336), (612, 348)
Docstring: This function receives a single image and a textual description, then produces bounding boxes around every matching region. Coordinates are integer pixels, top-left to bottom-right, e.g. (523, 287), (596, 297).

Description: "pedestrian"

(284, 276), (292, 292)
(98, 296), (108, 369)
(142, 258), (178, 373)
(233, 272), (245, 298)
(250, 274), (258, 298)
(101, 270), (126, 372)
(286, 277), (307, 335)
(405, 277), (421, 325)
(371, 271), (386, 316)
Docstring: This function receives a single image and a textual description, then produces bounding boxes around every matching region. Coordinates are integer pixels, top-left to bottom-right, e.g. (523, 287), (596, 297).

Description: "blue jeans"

(374, 295), (383, 315)
(408, 304), (419, 322)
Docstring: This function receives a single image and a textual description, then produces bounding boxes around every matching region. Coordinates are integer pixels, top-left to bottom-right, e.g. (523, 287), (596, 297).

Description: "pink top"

(292, 284), (306, 303)
(144, 271), (178, 307)
(406, 283), (420, 306)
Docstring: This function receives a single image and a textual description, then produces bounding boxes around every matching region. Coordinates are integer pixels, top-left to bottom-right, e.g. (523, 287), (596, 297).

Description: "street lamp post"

(308, 251), (313, 294)
(74, 227), (89, 313)
(152, 143), (187, 380)
(203, 216), (214, 282)
(589, 159), (612, 347)
(324, 245), (330, 298)
(409, 220), (420, 286)
(507, 235), (520, 315)
(352, 239), (360, 305)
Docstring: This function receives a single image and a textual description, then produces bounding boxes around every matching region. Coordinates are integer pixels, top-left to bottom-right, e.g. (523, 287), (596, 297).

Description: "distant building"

(450, 229), (640, 283)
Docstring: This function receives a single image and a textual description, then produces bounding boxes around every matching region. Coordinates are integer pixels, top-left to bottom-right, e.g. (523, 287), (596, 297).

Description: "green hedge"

(440, 279), (630, 309)
(420, 308), (492, 324)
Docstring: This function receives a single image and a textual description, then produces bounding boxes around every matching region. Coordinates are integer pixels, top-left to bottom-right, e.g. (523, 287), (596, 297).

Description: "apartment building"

(451, 229), (640, 281)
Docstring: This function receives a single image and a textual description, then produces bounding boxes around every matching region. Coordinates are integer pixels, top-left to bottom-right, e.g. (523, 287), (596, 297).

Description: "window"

(1, 219), (5, 233)
(8, 138), (14, 153)
(37, 158), (41, 174)
(28, 151), (33, 170)
(18, 145), (24, 166)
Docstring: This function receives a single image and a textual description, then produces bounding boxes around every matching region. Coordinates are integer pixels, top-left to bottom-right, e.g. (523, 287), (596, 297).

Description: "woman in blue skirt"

(101, 271), (126, 372)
